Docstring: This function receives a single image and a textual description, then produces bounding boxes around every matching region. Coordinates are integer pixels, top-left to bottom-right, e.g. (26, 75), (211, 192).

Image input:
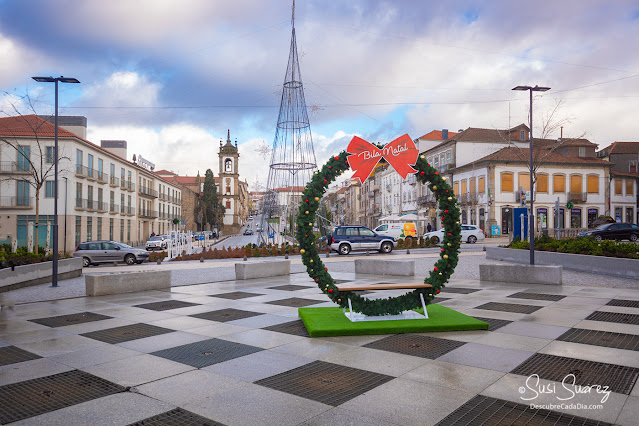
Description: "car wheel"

(630, 234), (638, 242)
(468, 235), (477, 244)
(430, 236), (440, 244)
(595, 235), (603, 242)
(338, 243), (351, 255)
(124, 254), (136, 265)
(82, 257), (91, 268)
(380, 241), (393, 253)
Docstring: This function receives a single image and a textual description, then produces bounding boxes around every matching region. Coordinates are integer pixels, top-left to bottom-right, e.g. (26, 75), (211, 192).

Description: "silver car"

(73, 241), (150, 267)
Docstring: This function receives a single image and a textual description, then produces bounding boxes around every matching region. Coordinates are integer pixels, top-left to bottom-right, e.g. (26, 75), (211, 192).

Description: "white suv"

(423, 224), (485, 244)
(145, 235), (168, 251)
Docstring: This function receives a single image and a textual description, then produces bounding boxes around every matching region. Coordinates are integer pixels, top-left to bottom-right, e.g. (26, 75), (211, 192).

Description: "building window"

(17, 180), (30, 206)
(87, 217), (92, 241)
(478, 176), (485, 194)
(501, 173), (514, 192)
(537, 174), (548, 193)
(625, 179), (633, 196)
(75, 216), (82, 246)
(17, 145), (30, 171)
(226, 200), (231, 209)
(553, 174), (565, 193)
(630, 160), (638, 174)
(570, 175), (582, 193)
(587, 175), (599, 194)
(519, 173), (530, 191)
(87, 154), (94, 172)
(615, 207), (623, 222)
(76, 149), (82, 169)
(127, 220), (131, 244)
(110, 191), (115, 211)
(121, 168), (125, 184)
(98, 188), (103, 208)
(461, 180), (467, 195)
(578, 146), (586, 157)
(615, 178), (623, 195)
(469, 177), (476, 195)
(109, 218), (114, 240)
(76, 182), (82, 205)
(453, 181), (459, 195)
(45, 180), (55, 198)
(87, 186), (93, 204)
(626, 207), (634, 224)
(120, 219), (124, 242)
(520, 129), (525, 141)
(45, 146), (54, 164)
(225, 158), (232, 172)
(97, 217), (102, 240)
(571, 209), (582, 228)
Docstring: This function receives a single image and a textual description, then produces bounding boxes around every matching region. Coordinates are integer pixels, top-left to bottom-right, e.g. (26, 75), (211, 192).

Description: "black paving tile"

(585, 311), (639, 325)
(150, 338), (263, 368)
(81, 323), (174, 344)
(189, 308), (264, 322)
(266, 297), (325, 307)
(507, 292), (566, 302)
(605, 299), (639, 309)
(209, 291), (263, 300)
(0, 346), (42, 366)
(28, 312), (113, 328)
(471, 317), (513, 331)
(440, 287), (482, 294)
(263, 320), (310, 337)
(363, 334), (466, 359)
(557, 328), (639, 351)
(254, 360), (393, 406)
(133, 300), (201, 311)
(475, 302), (543, 314)
(128, 408), (224, 425)
(267, 284), (312, 291)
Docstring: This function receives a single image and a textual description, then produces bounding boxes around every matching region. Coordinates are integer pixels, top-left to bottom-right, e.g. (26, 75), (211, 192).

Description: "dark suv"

(579, 223), (639, 242)
(329, 225), (397, 255)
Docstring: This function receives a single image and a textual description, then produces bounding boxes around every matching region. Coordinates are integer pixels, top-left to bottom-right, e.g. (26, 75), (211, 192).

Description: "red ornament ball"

(435, 171), (439, 175)
(305, 235), (308, 237)
(433, 267), (438, 271)
(440, 249), (444, 252)
(334, 156), (340, 160)
(328, 289), (334, 293)
(325, 267), (328, 271)
(436, 290), (440, 294)
(444, 209), (449, 213)
(447, 232), (452, 236)
(314, 278), (318, 282)
(420, 171), (425, 176)
(324, 179), (327, 183)
(305, 199), (309, 203)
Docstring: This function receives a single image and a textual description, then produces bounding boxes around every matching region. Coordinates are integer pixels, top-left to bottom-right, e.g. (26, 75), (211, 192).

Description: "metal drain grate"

(128, 408), (224, 425)
(189, 308), (264, 322)
(440, 287), (482, 294)
(267, 284), (312, 291)
(0, 370), (125, 424)
(263, 320), (310, 337)
(436, 395), (611, 426)
(255, 360), (393, 406)
(511, 353), (639, 395)
(475, 302), (543, 314)
(363, 334), (466, 359)
(266, 298), (325, 307)
(557, 328), (639, 351)
(133, 300), (201, 311)
(209, 291), (262, 300)
(81, 323), (174, 344)
(151, 338), (263, 368)
(0, 346), (42, 366)
(472, 317), (513, 331)
(28, 312), (113, 328)
(585, 311), (639, 325)
(606, 299), (639, 309)
(507, 292), (566, 301)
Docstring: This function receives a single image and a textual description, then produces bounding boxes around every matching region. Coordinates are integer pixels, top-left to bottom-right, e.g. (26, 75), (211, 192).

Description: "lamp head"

(32, 76), (55, 83)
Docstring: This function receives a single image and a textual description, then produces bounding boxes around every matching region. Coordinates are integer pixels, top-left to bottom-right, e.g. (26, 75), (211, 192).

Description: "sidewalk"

(0, 255), (637, 424)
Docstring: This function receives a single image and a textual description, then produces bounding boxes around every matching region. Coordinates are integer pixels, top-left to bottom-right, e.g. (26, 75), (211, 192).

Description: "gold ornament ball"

(433, 185), (437, 190)
(308, 223), (313, 226)
(443, 254), (448, 259)
(314, 171), (318, 175)
(305, 211), (309, 214)
(420, 155), (425, 159)
(310, 259), (313, 263)
(300, 249), (305, 254)
(337, 298), (341, 303)
(448, 196), (452, 201)
(456, 221), (460, 224)
(447, 243), (451, 246)
(439, 272), (443, 275)
(429, 293), (433, 297)
(315, 197), (320, 201)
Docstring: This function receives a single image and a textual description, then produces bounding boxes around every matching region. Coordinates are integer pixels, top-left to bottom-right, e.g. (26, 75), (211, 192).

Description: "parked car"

(145, 235), (168, 251)
(244, 228), (254, 235)
(249, 215), (253, 220)
(373, 222), (418, 242)
(73, 241), (150, 267)
(423, 224), (485, 244)
(579, 223), (639, 242)
(329, 225), (397, 255)
(193, 231), (205, 241)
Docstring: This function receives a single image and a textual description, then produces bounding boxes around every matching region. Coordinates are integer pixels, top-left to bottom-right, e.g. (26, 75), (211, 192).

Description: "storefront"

(570, 208), (582, 228)
(587, 208), (598, 228)
(553, 208), (565, 229)
(501, 207), (513, 234)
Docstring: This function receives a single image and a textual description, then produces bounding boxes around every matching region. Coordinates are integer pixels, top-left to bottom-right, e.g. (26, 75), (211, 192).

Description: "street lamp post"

(32, 76), (81, 287)
(63, 176), (68, 254)
(512, 85), (551, 266)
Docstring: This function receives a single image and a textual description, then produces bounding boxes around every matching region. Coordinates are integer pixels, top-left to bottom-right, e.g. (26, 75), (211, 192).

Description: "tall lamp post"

(512, 85), (551, 266)
(32, 76), (81, 287)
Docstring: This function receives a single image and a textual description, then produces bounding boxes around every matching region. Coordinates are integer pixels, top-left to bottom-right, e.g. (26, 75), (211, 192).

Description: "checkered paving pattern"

(1, 270), (638, 425)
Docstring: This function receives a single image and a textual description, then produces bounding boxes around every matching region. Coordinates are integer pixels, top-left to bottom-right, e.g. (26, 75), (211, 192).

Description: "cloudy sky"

(1, 0), (638, 189)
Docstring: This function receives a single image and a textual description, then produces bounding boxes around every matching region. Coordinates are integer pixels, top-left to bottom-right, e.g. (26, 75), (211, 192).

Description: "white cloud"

(82, 71), (161, 108)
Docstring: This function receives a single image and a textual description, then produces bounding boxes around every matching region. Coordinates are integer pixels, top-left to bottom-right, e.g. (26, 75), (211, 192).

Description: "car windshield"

(595, 223), (613, 230)
(115, 242), (133, 249)
(149, 237), (162, 241)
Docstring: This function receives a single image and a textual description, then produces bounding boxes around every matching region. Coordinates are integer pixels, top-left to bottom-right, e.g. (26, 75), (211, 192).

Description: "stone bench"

(479, 264), (562, 285)
(85, 270), (172, 296)
(1, 258), (83, 292)
(235, 260), (290, 280)
(354, 259), (415, 276)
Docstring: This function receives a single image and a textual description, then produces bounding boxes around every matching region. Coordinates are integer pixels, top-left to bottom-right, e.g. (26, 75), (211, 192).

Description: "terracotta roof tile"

(469, 147), (611, 166)
(608, 142), (639, 154)
(0, 114), (77, 138)
(417, 130), (459, 140)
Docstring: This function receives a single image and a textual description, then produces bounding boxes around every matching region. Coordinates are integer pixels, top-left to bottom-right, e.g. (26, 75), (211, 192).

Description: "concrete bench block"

(0, 258), (83, 292)
(85, 270), (171, 296)
(480, 263), (562, 285)
(235, 260), (290, 280)
(355, 259), (415, 276)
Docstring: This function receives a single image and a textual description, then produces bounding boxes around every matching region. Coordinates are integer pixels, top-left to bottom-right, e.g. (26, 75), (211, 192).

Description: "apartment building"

(0, 115), (182, 252)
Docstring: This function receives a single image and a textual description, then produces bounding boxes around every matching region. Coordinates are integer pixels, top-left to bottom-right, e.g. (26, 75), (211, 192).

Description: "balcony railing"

(138, 186), (158, 198)
(138, 209), (158, 218)
(122, 206), (135, 215)
(96, 171), (108, 183)
(75, 164), (98, 180)
(0, 196), (33, 208)
(109, 176), (120, 187)
(0, 161), (31, 173)
(159, 193), (167, 201)
(567, 191), (587, 203)
(75, 198), (87, 209)
(121, 181), (135, 192)
(418, 194), (437, 206)
(96, 201), (107, 212)
(109, 203), (119, 214)
(461, 192), (478, 205)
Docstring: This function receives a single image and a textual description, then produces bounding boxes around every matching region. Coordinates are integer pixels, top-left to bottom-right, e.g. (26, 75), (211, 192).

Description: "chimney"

(100, 140), (128, 160)
(442, 129), (449, 140)
(40, 115), (87, 139)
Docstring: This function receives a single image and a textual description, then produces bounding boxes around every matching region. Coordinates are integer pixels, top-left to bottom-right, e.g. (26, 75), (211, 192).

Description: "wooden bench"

(335, 282), (433, 320)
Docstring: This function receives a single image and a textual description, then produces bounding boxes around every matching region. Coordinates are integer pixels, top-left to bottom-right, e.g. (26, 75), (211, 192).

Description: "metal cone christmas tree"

(260, 6), (317, 244)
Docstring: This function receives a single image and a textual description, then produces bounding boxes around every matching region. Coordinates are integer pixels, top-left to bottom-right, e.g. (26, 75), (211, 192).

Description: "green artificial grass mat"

(298, 304), (489, 337)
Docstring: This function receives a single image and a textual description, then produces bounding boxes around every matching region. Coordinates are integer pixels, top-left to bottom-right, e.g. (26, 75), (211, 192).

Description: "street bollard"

(243, 255), (247, 261)
(366, 250), (369, 256)
(326, 252), (330, 258)
(406, 248), (410, 254)
(156, 259), (162, 265)
(200, 256), (204, 263)
(285, 253), (288, 259)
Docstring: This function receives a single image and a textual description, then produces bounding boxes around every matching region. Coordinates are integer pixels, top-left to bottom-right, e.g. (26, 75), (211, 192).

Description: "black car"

(579, 223), (639, 242)
(329, 225), (397, 255)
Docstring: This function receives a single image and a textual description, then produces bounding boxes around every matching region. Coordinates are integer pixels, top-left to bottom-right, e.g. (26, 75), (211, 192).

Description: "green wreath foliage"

(295, 149), (462, 316)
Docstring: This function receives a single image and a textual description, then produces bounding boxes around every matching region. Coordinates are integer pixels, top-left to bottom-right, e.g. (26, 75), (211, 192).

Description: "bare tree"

(0, 93), (70, 253)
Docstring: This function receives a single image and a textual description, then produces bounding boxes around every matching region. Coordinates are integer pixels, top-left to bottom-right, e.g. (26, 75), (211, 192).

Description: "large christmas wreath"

(295, 145), (461, 316)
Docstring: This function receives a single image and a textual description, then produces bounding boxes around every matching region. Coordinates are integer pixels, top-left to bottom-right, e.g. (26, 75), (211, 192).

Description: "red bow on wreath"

(347, 134), (418, 184)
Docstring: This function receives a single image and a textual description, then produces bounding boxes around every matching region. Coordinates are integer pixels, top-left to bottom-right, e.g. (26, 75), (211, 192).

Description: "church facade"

(218, 131), (249, 234)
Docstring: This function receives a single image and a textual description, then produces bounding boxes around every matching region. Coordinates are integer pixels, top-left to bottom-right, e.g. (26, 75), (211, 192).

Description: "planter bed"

(0, 258), (83, 292)
(486, 247), (639, 281)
